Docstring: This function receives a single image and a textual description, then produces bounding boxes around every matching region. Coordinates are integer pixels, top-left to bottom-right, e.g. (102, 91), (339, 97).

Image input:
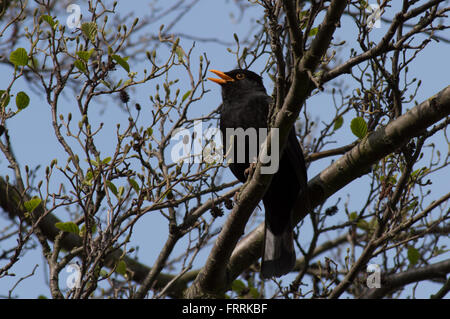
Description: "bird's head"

(208, 69), (266, 98)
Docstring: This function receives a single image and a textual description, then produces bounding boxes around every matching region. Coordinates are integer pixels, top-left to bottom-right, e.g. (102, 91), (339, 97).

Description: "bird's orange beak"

(208, 69), (234, 85)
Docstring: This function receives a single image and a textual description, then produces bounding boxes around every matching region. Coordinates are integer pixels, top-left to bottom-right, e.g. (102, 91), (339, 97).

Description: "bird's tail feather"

(261, 224), (296, 279)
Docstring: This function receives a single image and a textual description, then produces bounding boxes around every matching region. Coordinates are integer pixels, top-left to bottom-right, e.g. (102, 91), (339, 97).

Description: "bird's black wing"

(261, 127), (308, 278)
(285, 128), (308, 191)
(263, 127), (307, 233)
(219, 93), (269, 183)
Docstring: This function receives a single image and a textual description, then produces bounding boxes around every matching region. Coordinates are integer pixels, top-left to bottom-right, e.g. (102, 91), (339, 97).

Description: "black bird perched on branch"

(208, 69), (308, 278)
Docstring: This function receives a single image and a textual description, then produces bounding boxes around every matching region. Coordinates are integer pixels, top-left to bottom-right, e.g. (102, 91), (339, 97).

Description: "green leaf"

(81, 22), (97, 44)
(100, 80), (112, 89)
(37, 295), (48, 299)
(349, 211), (358, 221)
(356, 219), (370, 231)
(309, 27), (319, 37)
(410, 167), (429, 180)
(99, 269), (109, 278)
(115, 260), (127, 276)
(10, 48), (29, 67)
(106, 180), (118, 196)
(40, 15), (56, 28)
(231, 280), (246, 294)
(90, 159), (99, 167)
(172, 40), (185, 63)
(299, 10), (308, 22)
(0, 90), (10, 108)
(112, 54), (130, 73)
(407, 246), (420, 266)
(118, 186), (124, 197)
(55, 221), (80, 234)
(350, 117), (368, 139)
(406, 200), (418, 213)
(334, 116), (344, 130)
(114, 79), (123, 90)
(181, 90), (191, 103)
(80, 223), (97, 236)
(16, 91), (30, 110)
(122, 79), (133, 87)
(368, 217), (378, 232)
(77, 49), (94, 63)
(28, 57), (39, 69)
(84, 170), (94, 185)
(24, 196), (41, 213)
(249, 287), (260, 298)
(146, 127), (153, 137)
(128, 178), (140, 193)
(102, 157), (112, 164)
(74, 59), (87, 73)
(175, 47), (185, 63)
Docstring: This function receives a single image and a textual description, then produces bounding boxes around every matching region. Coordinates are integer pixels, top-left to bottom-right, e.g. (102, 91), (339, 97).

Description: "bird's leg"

(244, 157), (258, 180)
(233, 159), (258, 205)
(244, 163), (256, 179)
(233, 190), (240, 203)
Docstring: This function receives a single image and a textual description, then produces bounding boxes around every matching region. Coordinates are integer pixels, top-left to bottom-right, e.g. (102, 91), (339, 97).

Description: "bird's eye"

(236, 73), (245, 80)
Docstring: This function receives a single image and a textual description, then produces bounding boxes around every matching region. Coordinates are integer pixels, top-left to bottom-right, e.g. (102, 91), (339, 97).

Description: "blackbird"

(208, 69), (308, 278)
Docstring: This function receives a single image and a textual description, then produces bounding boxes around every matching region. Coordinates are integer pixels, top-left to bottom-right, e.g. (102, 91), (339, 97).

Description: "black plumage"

(208, 69), (308, 278)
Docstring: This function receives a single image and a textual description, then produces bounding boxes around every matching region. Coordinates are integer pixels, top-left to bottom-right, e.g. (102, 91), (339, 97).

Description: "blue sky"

(0, 0), (448, 298)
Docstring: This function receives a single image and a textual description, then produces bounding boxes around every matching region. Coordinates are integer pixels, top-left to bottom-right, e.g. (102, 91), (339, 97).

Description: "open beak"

(208, 69), (234, 85)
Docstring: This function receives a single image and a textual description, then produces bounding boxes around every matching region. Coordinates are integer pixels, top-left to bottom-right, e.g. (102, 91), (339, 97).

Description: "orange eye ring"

(236, 73), (245, 80)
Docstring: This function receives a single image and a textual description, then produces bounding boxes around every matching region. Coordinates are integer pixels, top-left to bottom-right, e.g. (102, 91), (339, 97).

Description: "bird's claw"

(244, 162), (257, 179)
(233, 190), (240, 203)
